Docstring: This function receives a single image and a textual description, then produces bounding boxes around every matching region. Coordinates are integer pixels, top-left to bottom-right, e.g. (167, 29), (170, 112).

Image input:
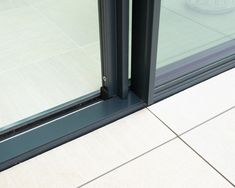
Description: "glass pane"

(156, 0), (235, 85)
(0, 0), (101, 131)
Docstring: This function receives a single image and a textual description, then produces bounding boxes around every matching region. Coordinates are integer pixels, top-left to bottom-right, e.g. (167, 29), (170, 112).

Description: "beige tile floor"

(0, 68), (234, 187)
(149, 68), (235, 134)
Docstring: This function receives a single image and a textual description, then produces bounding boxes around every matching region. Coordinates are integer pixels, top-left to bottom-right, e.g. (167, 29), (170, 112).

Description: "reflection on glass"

(0, 0), (101, 131)
(156, 0), (235, 84)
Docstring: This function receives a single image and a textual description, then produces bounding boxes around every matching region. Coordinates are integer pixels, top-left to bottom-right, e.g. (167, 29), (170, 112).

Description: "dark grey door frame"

(99, 0), (129, 99)
(131, 0), (161, 105)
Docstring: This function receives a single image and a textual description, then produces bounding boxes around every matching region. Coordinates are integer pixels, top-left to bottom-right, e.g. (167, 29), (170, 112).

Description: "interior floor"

(157, 0), (235, 68)
(0, 0), (101, 129)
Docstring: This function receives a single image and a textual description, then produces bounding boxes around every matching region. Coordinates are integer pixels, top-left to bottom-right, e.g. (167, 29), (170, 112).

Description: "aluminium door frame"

(131, 0), (161, 105)
(99, 0), (129, 99)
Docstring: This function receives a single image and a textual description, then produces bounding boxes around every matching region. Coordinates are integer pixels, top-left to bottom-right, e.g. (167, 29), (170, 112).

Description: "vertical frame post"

(98, 0), (129, 99)
(116, 0), (129, 99)
(131, 0), (161, 105)
(98, 0), (117, 98)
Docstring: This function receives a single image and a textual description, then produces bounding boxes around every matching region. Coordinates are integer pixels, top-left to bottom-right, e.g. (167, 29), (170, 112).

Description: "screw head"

(103, 76), (107, 82)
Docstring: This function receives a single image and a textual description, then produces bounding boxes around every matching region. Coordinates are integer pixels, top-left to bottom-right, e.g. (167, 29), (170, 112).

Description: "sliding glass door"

(0, 0), (102, 133)
(1, 0), (235, 172)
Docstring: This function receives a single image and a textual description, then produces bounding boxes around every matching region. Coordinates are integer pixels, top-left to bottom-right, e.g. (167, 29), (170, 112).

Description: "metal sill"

(0, 91), (145, 171)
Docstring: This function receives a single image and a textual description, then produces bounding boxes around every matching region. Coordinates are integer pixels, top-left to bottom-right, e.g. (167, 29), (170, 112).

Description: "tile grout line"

(77, 136), (178, 188)
(159, 36), (230, 64)
(24, 2), (80, 48)
(147, 108), (235, 187)
(179, 106), (235, 137)
(77, 105), (235, 187)
(163, 6), (230, 38)
(0, 47), (78, 76)
(27, 3), (100, 52)
(25, 3), (102, 77)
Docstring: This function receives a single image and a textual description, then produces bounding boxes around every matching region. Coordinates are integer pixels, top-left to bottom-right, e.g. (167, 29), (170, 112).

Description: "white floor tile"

(182, 108), (235, 185)
(0, 109), (175, 188)
(0, 0), (27, 12)
(82, 41), (101, 63)
(148, 68), (235, 134)
(82, 139), (233, 188)
(0, 6), (76, 73)
(27, 0), (100, 46)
